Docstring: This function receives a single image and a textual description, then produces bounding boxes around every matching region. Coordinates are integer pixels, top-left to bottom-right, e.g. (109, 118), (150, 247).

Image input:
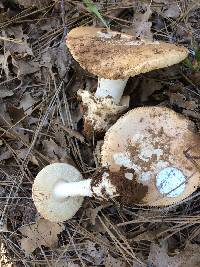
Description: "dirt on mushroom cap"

(67, 26), (189, 80)
(92, 167), (148, 204)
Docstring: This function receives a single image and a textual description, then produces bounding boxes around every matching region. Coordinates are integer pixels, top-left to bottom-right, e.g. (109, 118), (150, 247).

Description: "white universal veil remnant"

(101, 106), (200, 207)
(32, 163), (117, 222)
(66, 26), (189, 133)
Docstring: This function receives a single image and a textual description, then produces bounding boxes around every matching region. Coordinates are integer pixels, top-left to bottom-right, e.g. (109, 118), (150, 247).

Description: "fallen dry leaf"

(86, 204), (110, 227)
(17, 0), (52, 8)
(0, 88), (13, 98)
(182, 109), (200, 120)
(48, 42), (71, 82)
(138, 79), (163, 102)
(189, 71), (200, 86)
(132, 3), (152, 40)
(59, 124), (85, 143)
(148, 241), (200, 267)
(84, 240), (107, 265)
(7, 106), (25, 124)
(16, 148), (39, 165)
(56, 261), (80, 267)
(0, 3), (10, 23)
(0, 102), (12, 126)
(104, 254), (127, 267)
(0, 51), (11, 79)
(19, 219), (64, 255)
(42, 139), (69, 161)
(12, 58), (40, 78)
(13, 126), (30, 145)
(40, 42), (71, 82)
(163, 3), (180, 18)
(153, 0), (170, 3)
(2, 26), (33, 56)
(19, 93), (36, 116)
(0, 149), (12, 162)
(169, 92), (198, 110)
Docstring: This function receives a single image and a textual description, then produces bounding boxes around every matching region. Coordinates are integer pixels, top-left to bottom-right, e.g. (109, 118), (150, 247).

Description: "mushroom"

(101, 106), (200, 206)
(66, 26), (189, 133)
(32, 107), (200, 221)
(32, 162), (118, 222)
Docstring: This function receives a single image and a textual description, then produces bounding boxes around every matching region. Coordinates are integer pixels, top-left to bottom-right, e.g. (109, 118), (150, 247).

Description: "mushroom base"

(78, 90), (129, 137)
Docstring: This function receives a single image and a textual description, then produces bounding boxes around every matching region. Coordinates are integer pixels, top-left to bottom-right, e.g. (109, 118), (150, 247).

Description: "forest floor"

(0, 1), (200, 266)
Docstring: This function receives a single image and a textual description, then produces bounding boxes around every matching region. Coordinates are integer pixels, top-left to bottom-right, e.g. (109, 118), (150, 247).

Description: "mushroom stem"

(53, 171), (117, 201)
(53, 179), (93, 200)
(95, 77), (128, 104)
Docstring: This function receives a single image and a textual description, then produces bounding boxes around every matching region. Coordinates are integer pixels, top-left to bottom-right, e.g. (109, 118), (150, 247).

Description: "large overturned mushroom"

(32, 107), (200, 222)
(66, 26), (188, 134)
(101, 106), (200, 206)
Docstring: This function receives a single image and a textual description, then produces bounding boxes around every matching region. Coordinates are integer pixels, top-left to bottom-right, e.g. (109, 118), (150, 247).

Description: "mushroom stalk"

(53, 179), (93, 200)
(95, 77), (128, 104)
(53, 172), (117, 201)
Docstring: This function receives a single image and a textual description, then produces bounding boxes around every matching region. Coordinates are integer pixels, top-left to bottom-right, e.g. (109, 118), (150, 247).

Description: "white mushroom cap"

(32, 163), (84, 222)
(67, 26), (189, 80)
(101, 107), (200, 206)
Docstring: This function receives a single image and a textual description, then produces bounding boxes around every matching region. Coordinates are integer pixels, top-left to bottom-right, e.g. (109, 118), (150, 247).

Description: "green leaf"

(194, 48), (200, 63)
(183, 58), (195, 70)
(83, 0), (108, 28)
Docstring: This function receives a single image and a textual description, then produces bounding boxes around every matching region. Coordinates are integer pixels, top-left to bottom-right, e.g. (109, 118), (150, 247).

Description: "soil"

(109, 168), (148, 204)
(92, 167), (148, 204)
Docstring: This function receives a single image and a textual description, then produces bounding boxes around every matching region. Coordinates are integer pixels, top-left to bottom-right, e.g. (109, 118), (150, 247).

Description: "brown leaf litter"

(17, 0), (53, 8)
(19, 219), (64, 255)
(148, 241), (200, 267)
